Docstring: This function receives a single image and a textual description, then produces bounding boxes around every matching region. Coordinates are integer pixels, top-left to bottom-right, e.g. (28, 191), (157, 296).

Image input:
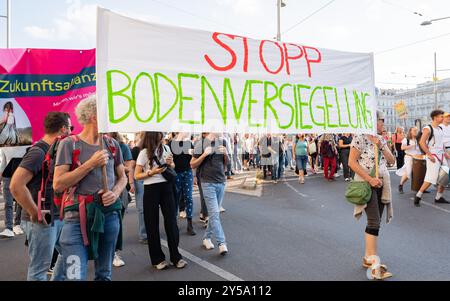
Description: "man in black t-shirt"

(10, 112), (71, 281)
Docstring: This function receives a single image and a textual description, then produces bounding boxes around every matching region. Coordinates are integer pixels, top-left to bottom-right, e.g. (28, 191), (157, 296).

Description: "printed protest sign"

(0, 48), (96, 146)
(394, 100), (408, 119)
(97, 8), (376, 134)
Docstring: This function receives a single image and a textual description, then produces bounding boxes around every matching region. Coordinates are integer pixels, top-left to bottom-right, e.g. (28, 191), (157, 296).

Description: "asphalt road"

(1, 168), (449, 281)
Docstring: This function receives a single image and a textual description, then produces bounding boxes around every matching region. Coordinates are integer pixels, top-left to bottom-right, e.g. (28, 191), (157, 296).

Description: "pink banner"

(0, 48), (95, 146)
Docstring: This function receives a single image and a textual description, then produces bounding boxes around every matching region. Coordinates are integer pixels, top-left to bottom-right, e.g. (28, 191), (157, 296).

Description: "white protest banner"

(96, 7), (376, 134)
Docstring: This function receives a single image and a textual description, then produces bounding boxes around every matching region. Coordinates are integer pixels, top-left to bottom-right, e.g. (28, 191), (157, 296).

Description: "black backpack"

(2, 157), (23, 178)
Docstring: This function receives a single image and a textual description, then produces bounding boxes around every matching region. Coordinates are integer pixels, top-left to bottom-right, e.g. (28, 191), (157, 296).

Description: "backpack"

(321, 140), (334, 158)
(417, 125), (442, 154)
(308, 141), (317, 155)
(2, 157), (23, 178)
(37, 134), (117, 225)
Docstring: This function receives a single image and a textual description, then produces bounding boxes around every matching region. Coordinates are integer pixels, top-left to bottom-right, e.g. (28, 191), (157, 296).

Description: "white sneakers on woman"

(113, 252), (125, 267)
(0, 228), (14, 238)
(202, 238), (214, 250)
(13, 225), (24, 235)
(203, 239), (228, 255)
(219, 244), (228, 256)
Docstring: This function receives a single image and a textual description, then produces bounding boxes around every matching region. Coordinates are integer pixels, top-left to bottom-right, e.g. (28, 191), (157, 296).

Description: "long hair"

(395, 126), (404, 134)
(407, 127), (417, 140)
(3, 101), (13, 113)
(142, 132), (164, 161)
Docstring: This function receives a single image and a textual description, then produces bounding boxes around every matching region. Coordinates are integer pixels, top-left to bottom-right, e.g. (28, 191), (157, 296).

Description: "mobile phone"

(44, 212), (52, 224)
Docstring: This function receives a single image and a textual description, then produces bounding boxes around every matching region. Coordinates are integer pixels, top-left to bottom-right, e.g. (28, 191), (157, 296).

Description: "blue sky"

(1, 0), (450, 89)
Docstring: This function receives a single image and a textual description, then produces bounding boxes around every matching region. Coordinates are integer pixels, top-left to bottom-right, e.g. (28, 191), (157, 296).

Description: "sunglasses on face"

(66, 125), (74, 131)
(378, 119), (385, 123)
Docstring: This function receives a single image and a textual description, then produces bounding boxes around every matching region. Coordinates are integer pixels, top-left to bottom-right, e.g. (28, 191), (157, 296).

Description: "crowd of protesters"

(0, 94), (448, 281)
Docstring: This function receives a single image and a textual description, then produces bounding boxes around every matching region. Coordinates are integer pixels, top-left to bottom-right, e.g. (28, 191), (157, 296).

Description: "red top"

(392, 133), (404, 144)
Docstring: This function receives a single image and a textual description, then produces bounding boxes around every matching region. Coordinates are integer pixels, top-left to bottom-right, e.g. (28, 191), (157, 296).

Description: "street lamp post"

(0, 0), (11, 48)
(434, 52), (438, 109)
(420, 17), (449, 109)
(7, 0), (10, 48)
(276, 0), (286, 41)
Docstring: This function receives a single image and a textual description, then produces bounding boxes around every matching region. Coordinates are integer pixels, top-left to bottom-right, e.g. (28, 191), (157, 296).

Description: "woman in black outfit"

(135, 132), (187, 270)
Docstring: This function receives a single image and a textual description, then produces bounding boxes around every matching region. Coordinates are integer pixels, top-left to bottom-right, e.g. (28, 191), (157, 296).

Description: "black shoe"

(435, 197), (450, 204)
(398, 185), (404, 194)
(187, 218), (196, 236)
(414, 196), (421, 207)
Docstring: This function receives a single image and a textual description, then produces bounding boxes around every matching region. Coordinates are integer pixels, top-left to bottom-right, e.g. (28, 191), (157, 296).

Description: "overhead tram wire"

(282, 0), (336, 35)
(381, 0), (425, 17)
(149, 0), (239, 32)
(376, 81), (424, 86)
(375, 32), (450, 55)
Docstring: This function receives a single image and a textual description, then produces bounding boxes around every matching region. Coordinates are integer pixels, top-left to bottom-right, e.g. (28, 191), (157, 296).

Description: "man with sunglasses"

(10, 112), (72, 281)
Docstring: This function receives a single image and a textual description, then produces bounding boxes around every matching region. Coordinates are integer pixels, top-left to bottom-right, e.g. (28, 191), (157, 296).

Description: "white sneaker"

(13, 225), (24, 235)
(153, 261), (168, 270)
(334, 173), (340, 178)
(0, 229), (14, 238)
(113, 252), (125, 267)
(220, 207), (226, 213)
(174, 259), (188, 269)
(219, 244), (228, 256)
(202, 238), (215, 250)
(179, 211), (187, 219)
(345, 178), (350, 182)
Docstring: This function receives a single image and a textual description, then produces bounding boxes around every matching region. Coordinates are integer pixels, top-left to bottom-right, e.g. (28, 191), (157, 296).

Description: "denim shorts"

(296, 155), (308, 170)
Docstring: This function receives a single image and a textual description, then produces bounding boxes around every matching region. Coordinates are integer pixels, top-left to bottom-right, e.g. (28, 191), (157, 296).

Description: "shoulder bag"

(345, 145), (381, 205)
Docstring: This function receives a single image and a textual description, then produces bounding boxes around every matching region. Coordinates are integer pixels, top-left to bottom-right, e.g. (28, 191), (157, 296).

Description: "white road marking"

(160, 240), (244, 281)
(408, 198), (450, 214)
(284, 181), (309, 198)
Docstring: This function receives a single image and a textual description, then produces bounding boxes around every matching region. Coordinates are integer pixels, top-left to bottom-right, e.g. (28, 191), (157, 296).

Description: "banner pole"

(99, 133), (109, 193)
(374, 144), (379, 179)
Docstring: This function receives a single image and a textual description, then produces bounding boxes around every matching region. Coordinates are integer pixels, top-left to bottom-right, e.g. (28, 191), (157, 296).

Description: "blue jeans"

(175, 170), (194, 219)
(272, 161), (279, 180)
(134, 180), (146, 240)
(202, 182), (226, 246)
(255, 150), (261, 168)
(22, 219), (65, 281)
(278, 153), (285, 178)
(59, 211), (120, 281)
(225, 154), (233, 176)
(2, 177), (13, 230)
(284, 150), (290, 168)
(233, 147), (242, 171)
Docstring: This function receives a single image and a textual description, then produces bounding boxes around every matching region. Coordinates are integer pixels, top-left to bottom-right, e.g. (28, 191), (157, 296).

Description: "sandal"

(362, 257), (387, 270)
(363, 257), (392, 280)
(369, 265), (393, 280)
